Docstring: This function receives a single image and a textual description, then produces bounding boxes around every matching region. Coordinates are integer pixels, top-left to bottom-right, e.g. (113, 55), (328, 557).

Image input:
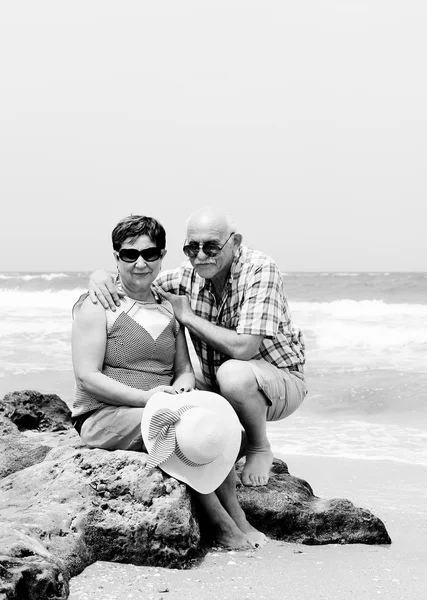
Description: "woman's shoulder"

(73, 294), (107, 322)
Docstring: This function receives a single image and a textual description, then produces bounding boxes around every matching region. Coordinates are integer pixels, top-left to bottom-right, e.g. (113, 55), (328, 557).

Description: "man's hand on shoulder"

(88, 270), (123, 311)
(156, 288), (193, 325)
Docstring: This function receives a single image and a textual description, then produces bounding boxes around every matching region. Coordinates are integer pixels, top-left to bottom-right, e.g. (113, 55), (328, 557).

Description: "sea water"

(1, 271), (426, 466)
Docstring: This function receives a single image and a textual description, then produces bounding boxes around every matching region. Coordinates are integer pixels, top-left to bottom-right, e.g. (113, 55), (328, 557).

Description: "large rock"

(236, 459), (391, 545)
(0, 446), (202, 600)
(0, 389), (392, 600)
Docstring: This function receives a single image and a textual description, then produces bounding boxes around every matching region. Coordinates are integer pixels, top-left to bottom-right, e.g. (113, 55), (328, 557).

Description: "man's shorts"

(196, 359), (307, 422)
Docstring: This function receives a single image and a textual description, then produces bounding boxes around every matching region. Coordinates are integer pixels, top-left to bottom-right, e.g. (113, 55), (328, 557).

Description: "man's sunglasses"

(118, 247), (163, 263)
(183, 232), (235, 259)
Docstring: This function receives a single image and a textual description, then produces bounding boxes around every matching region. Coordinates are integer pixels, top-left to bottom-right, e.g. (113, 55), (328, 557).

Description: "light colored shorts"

(196, 359), (307, 422)
(80, 405), (146, 452)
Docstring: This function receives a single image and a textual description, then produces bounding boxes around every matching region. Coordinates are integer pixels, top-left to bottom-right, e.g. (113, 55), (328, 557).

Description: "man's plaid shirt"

(155, 245), (305, 391)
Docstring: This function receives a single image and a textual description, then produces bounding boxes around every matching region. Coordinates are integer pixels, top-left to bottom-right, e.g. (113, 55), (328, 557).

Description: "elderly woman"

(72, 215), (265, 550)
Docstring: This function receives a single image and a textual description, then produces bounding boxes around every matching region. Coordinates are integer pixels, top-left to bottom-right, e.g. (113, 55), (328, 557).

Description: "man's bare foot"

(241, 446), (274, 486)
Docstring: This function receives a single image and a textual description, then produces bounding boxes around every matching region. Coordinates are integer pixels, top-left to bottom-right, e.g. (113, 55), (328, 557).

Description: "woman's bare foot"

(225, 503), (268, 548)
(214, 522), (256, 550)
(197, 488), (259, 550)
(246, 530), (267, 548)
(241, 445), (274, 486)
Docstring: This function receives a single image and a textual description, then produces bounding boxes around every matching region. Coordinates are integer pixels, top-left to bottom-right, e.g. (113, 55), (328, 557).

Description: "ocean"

(1, 271), (426, 468)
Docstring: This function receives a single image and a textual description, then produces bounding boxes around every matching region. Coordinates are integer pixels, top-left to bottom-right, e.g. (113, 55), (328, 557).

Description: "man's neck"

(210, 266), (232, 302)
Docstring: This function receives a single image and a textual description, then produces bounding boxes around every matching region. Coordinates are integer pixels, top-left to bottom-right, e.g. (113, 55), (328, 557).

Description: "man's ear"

(113, 251), (120, 268)
(161, 249), (167, 259)
(233, 233), (243, 248)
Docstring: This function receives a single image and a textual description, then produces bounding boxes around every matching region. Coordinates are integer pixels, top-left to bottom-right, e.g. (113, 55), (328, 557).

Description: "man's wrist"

(181, 308), (196, 328)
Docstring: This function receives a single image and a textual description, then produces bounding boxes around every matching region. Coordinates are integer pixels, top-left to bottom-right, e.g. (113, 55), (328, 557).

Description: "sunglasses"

(183, 232), (235, 259)
(118, 247), (163, 263)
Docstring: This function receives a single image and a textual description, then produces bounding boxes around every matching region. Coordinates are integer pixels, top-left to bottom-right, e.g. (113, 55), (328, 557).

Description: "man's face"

(184, 221), (237, 282)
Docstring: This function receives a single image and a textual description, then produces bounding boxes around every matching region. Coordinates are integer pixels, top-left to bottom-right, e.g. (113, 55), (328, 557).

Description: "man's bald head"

(186, 207), (236, 238)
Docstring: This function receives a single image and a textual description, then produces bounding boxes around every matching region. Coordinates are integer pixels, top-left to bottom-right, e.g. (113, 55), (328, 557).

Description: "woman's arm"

(72, 299), (174, 406)
(172, 328), (196, 393)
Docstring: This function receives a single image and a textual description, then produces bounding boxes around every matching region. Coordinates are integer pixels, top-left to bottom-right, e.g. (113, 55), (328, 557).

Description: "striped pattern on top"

(72, 296), (179, 417)
(155, 244), (305, 390)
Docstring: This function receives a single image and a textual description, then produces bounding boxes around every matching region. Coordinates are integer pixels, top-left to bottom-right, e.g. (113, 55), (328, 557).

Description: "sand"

(68, 455), (427, 600)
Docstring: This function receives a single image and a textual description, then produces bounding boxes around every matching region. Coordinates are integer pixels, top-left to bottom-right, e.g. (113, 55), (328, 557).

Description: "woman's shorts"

(79, 405), (146, 452)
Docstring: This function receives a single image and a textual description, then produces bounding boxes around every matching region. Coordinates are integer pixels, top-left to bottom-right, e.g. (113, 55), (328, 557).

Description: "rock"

(0, 390), (72, 432)
(236, 459), (392, 545)
(0, 390), (79, 478)
(0, 446), (202, 600)
(0, 414), (52, 478)
(0, 390), (392, 599)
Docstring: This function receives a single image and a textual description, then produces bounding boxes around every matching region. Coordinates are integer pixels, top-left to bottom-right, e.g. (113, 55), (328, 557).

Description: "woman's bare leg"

(214, 468), (267, 547)
(195, 490), (254, 549)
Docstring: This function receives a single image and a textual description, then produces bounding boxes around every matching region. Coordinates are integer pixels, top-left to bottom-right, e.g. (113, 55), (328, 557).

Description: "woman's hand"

(88, 270), (124, 311)
(173, 384), (194, 394)
(144, 385), (177, 402)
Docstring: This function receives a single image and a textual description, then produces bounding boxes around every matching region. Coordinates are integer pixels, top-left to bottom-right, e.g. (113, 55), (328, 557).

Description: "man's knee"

(216, 360), (258, 399)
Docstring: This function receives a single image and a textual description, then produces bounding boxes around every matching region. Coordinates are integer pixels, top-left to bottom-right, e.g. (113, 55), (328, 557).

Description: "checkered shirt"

(155, 245), (305, 391)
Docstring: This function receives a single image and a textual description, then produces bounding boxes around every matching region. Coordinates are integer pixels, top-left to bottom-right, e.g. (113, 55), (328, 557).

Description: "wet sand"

(69, 455), (427, 600)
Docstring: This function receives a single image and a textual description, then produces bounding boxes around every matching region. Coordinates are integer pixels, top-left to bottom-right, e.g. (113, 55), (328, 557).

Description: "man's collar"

(230, 244), (244, 279)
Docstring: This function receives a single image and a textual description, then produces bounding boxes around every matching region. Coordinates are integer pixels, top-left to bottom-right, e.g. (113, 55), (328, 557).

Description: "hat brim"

(141, 390), (241, 494)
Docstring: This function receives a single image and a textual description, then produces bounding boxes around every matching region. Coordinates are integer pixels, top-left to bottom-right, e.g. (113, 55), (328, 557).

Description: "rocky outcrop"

(0, 445), (201, 600)
(0, 390), (392, 600)
(236, 460), (392, 545)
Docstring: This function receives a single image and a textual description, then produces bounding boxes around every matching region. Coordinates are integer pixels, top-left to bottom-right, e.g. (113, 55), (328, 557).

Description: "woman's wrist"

(138, 391), (148, 407)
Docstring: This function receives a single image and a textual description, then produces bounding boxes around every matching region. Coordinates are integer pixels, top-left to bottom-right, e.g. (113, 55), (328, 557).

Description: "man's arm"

(157, 290), (263, 360)
(88, 270), (121, 310)
(185, 310), (263, 360)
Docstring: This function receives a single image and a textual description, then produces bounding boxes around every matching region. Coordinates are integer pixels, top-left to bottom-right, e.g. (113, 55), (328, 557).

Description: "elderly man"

(89, 207), (307, 486)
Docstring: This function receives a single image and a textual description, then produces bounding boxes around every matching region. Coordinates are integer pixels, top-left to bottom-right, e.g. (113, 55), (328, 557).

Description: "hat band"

(146, 405), (210, 471)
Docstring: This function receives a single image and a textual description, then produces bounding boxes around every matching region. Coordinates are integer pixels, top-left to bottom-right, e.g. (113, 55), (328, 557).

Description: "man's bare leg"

(217, 360), (274, 487)
(215, 468), (267, 547)
(195, 489), (255, 549)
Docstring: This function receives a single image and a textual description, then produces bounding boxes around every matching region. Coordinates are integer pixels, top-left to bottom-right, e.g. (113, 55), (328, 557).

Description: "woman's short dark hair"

(111, 215), (166, 251)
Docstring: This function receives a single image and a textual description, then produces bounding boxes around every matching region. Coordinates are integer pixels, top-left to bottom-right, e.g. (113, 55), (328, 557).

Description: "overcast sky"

(0, 1), (425, 272)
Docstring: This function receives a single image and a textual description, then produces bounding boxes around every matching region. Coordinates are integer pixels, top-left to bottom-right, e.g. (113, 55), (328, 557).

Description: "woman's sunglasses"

(183, 232), (235, 259)
(118, 247), (163, 263)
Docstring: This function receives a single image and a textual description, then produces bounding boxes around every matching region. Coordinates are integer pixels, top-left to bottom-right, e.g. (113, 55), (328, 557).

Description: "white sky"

(0, 1), (426, 272)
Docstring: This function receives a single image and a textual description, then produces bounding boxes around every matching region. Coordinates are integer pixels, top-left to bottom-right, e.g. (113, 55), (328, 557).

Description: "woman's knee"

(216, 360), (257, 398)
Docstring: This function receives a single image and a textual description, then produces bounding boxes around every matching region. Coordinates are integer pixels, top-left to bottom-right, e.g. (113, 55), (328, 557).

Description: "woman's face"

(115, 234), (165, 295)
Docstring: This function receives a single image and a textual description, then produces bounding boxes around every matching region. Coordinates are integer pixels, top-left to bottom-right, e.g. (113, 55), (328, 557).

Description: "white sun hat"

(141, 390), (241, 494)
